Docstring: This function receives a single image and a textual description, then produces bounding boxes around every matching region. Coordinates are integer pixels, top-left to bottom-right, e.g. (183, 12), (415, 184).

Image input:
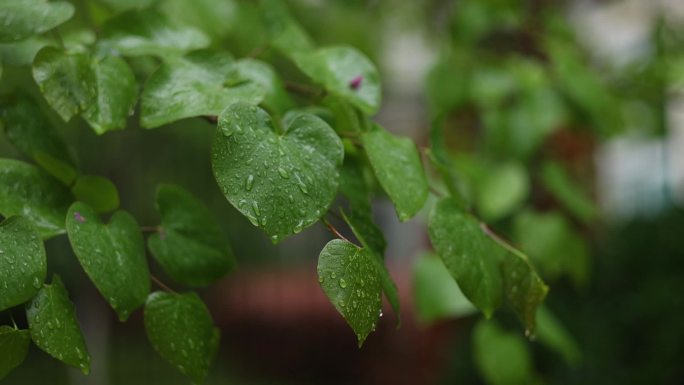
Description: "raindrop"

(245, 175), (254, 191)
(252, 201), (261, 217)
(277, 167), (290, 179)
(339, 278), (347, 288)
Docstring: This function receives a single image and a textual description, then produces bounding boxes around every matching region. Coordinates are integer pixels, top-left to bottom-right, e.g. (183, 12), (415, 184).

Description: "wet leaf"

(83, 55), (137, 134)
(70, 175), (120, 214)
(0, 0), (74, 43)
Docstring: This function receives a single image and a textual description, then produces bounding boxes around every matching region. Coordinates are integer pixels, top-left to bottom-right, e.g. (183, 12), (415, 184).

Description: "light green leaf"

(32, 47), (96, 122)
(0, 0), (74, 43)
(412, 253), (476, 323)
(144, 291), (220, 383)
(66, 202), (150, 321)
(83, 55), (137, 134)
(317, 239), (383, 346)
(99, 10), (210, 58)
(0, 36), (51, 66)
(0, 93), (78, 185)
(232, 58), (293, 114)
(148, 184), (235, 287)
(0, 216), (46, 311)
(160, 0), (237, 40)
(212, 103), (343, 243)
(0, 159), (72, 239)
(70, 175), (120, 214)
(428, 198), (503, 317)
(0, 326), (30, 380)
(501, 249), (549, 337)
(362, 124), (428, 221)
(26, 275), (90, 373)
(477, 162), (529, 222)
(294, 46), (381, 115)
(140, 50), (265, 128)
(536, 306), (581, 366)
(541, 161), (597, 222)
(473, 320), (534, 385)
(261, 0), (314, 56)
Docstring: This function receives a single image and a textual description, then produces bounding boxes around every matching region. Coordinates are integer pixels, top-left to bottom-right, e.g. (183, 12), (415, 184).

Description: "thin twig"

(151, 275), (178, 294)
(323, 218), (351, 243)
(480, 222), (528, 261)
(140, 226), (159, 233)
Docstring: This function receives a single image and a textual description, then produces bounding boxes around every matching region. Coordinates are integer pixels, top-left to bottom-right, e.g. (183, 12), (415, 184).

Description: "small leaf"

(0, 158), (73, 239)
(294, 46), (381, 115)
(362, 124), (428, 221)
(70, 175), (120, 214)
(32, 47), (96, 122)
(541, 161), (597, 223)
(0, 326), (30, 380)
(26, 275), (90, 373)
(428, 198), (503, 317)
(536, 306), (581, 366)
(473, 320), (534, 385)
(212, 103), (343, 243)
(148, 184), (235, 287)
(0, 0), (74, 43)
(144, 291), (220, 383)
(477, 162), (529, 222)
(501, 250), (549, 337)
(66, 202), (150, 321)
(140, 50), (265, 128)
(83, 55), (137, 134)
(261, 0), (314, 57)
(0, 216), (46, 312)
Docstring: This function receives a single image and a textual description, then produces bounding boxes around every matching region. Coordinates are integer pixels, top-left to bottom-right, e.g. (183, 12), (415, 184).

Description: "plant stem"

(151, 275), (178, 294)
(323, 218), (352, 243)
(480, 222), (529, 261)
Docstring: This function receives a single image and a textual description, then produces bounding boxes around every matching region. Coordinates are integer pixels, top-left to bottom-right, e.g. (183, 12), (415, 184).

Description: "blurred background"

(1, 0), (684, 384)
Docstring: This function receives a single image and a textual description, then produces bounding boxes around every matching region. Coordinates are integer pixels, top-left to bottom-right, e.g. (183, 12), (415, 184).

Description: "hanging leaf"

(26, 275), (90, 373)
(148, 184), (235, 287)
(212, 103), (343, 243)
(144, 291), (220, 383)
(0, 326), (30, 380)
(65, 202), (150, 321)
(0, 216), (46, 311)
(0, 0), (74, 43)
(473, 320), (535, 385)
(70, 175), (120, 214)
(501, 250), (549, 337)
(83, 55), (137, 134)
(341, 208), (386, 258)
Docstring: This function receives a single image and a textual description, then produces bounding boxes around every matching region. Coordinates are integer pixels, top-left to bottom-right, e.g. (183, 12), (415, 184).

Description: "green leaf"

(0, 0), (74, 43)
(70, 175), (120, 214)
(0, 159), (72, 239)
(148, 184), (235, 287)
(26, 275), (90, 373)
(66, 202), (150, 321)
(140, 50), (265, 128)
(476, 162), (529, 222)
(362, 124), (428, 221)
(317, 239), (383, 346)
(0, 36), (51, 66)
(322, 95), (364, 134)
(428, 198), (503, 317)
(294, 46), (381, 115)
(0, 326), (30, 380)
(99, 10), (210, 58)
(0, 216), (46, 311)
(501, 250), (549, 337)
(412, 253), (476, 323)
(341, 208), (386, 258)
(338, 155), (373, 212)
(261, 0), (314, 57)
(212, 103), (343, 243)
(160, 0), (237, 40)
(32, 47), (96, 122)
(83, 55), (137, 134)
(231, 58), (293, 114)
(144, 291), (220, 383)
(473, 320), (534, 385)
(536, 306), (581, 366)
(0, 93), (78, 185)
(541, 161), (597, 222)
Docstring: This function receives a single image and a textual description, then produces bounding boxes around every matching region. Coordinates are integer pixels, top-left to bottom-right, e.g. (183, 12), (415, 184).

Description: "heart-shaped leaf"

(83, 55), (137, 134)
(0, 0), (74, 43)
(66, 202), (150, 321)
(140, 50), (265, 128)
(144, 291), (220, 383)
(148, 184), (235, 287)
(0, 216), (46, 311)
(212, 103), (343, 243)
(70, 175), (120, 214)
(0, 326), (30, 380)
(0, 159), (73, 239)
(26, 275), (90, 373)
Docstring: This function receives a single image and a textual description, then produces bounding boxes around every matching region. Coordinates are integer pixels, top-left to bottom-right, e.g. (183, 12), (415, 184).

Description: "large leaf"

(0, 0), (74, 43)
(0, 326), (30, 379)
(144, 291), (220, 383)
(0, 217), (46, 311)
(32, 47), (96, 122)
(66, 202), (150, 321)
(26, 275), (90, 373)
(473, 320), (534, 385)
(428, 198), (503, 317)
(0, 159), (72, 239)
(83, 55), (137, 134)
(212, 103), (343, 243)
(0, 93), (78, 185)
(140, 50), (265, 128)
(362, 124), (428, 221)
(294, 46), (381, 115)
(148, 184), (235, 287)
(99, 10), (210, 58)
(70, 175), (120, 214)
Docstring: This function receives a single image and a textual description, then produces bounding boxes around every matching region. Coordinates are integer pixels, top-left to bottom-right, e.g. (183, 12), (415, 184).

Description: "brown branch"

(323, 218), (351, 243)
(151, 275), (178, 295)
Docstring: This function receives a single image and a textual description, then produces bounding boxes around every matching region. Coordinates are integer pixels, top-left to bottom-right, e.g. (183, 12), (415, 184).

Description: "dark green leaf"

(232, 58), (293, 114)
(140, 50), (265, 128)
(0, 0), (74, 43)
(362, 124), (428, 221)
(212, 103), (343, 243)
(144, 291), (220, 383)
(322, 95), (364, 134)
(501, 250), (549, 337)
(32, 47), (96, 122)
(473, 320), (534, 385)
(428, 198), (503, 317)
(341, 208), (386, 258)
(148, 184), (235, 287)
(0, 159), (72, 239)
(261, 0), (314, 57)
(0, 326), (30, 380)
(26, 275), (90, 373)
(541, 161), (597, 222)
(66, 202), (150, 321)
(536, 306), (581, 366)
(0, 216), (46, 311)
(338, 155), (373, 213)
(476, 162), (529, 222)
(70, 175), (120, 214)
(83, 55), (137, 134)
